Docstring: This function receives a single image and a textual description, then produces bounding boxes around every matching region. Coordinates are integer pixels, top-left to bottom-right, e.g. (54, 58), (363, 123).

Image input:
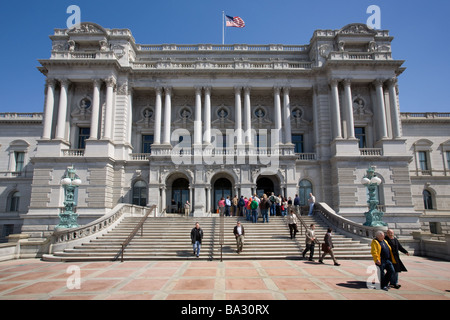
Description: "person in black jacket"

(319, 228), (340, 266)
(385, 229), (409, 289)
(191, 222), (203, 258)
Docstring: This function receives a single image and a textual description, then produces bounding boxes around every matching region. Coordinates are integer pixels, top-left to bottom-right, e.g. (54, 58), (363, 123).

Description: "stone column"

(89, 79), (102, 140)
(244, 86), (252, 144)
(388, 78), (402, 139)
(42, 79), (56, 139)
(273, 86), (282, 144)
(153, 87), (163, 144)
(342, 79), (355, 139)
(194, 86), (203, 145)
(330, 79), (343, 139)
(234, 86), (243, 145)
(103, 77), (116, 140)
(283, 87), (292, 144)
(374, 79), (388, 139)
(203, 86), (212, 144)
(55, 79), (70, 140)
(163, 87), (172, 145)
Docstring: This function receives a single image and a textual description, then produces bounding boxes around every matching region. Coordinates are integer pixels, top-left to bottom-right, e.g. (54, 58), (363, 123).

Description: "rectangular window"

(292, 135), (304, 153)
(418, 151), (429, 171)
(14, 152), (25, 172)
(142, 135), (154, 153)
(355, 127), (366, 148)
(78, 127), (90, 149)
(255, 133), (267, 149)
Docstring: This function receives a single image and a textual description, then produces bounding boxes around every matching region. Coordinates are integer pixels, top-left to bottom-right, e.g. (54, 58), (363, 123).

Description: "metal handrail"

(115, 205), (157, 262)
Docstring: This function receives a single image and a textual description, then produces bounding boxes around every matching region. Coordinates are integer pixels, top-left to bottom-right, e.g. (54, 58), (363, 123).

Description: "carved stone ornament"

(338, 23), (377, 35)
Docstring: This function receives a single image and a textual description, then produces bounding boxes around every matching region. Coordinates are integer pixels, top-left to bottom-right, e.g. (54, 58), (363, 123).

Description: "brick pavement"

(0, 256), (449, 301)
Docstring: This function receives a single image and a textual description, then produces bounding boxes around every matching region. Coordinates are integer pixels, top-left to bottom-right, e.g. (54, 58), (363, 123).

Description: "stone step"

(44, 215), (372, 262)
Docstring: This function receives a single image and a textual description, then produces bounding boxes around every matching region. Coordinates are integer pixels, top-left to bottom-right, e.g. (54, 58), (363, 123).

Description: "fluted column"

(244, 86), (252, 144)
(342, 79), (355, 139)
(203, 86), (211, 144)
(103, 77), (116, 140)
(388, 78), (402, 139)
(42, 79), (56, 139)
(89, 79), (102, 140)
(374, 79), (388, 139)
(194, 86), (203, 145)
(273, 86), (282, 144)
(163, 87), (173, 145)
(330, 79), (343, 139)
(153, 87), (163, 144)
(234, 86), (243, 145)
(55, 79), (70, 140)
(283, 87), (292, 144)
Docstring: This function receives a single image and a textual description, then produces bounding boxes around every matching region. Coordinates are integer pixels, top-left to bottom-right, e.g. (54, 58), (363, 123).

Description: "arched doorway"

(171, 178), (189, 213)
(213, 178), (232, 213)
(256, 177), (274, 198)
(132, 181), (147, 206)
(298, 179), (313, 206)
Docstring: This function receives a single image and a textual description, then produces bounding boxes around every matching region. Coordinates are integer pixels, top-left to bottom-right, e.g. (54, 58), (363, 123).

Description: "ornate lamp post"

(361, 166), (387, 227)
(57, 166), (82, 229)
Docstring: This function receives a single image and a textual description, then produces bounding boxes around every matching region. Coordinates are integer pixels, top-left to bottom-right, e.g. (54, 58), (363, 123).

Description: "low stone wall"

(412, 232), (450, 261)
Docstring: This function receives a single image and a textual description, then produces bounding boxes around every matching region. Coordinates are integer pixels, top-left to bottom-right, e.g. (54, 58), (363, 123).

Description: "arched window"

(9, 191), (21, 212)
(423, 190), (433, 210)
(132, 181), (147, 207)
(299, 180), (313, 206)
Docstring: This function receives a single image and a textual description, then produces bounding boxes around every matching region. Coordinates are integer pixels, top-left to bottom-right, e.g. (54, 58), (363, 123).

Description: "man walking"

(302, 224), (316, 261)
(233, 221), (245, 253)
(190, 222), (203, 258)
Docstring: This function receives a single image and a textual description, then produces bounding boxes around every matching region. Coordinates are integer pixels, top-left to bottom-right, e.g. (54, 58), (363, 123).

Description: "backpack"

(238, 198), (245, 207)
(251, 200), (258, 209)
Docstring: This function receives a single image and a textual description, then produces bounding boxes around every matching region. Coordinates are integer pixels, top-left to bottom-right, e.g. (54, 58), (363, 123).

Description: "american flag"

(226, 15), (245, 28)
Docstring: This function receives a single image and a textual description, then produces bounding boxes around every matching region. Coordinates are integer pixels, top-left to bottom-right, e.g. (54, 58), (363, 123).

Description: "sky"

(0, 0), (448, 114)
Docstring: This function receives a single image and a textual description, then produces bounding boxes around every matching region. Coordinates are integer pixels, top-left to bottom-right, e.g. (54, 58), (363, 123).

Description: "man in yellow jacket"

(371, 230), (396, 291)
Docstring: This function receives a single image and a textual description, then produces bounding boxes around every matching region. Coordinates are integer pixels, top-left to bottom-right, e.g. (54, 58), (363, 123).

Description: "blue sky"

(0, 0), (448, 113)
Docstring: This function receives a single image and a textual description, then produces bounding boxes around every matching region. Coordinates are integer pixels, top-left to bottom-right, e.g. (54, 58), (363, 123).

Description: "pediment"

(68, 22), (108, 35)
(338, 23), (377, 35)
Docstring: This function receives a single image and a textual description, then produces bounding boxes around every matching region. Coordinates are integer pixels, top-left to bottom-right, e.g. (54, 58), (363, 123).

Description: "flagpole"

(222, 11), (225, 45)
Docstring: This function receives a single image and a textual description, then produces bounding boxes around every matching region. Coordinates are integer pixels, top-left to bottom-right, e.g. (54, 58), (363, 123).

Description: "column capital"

(234, 86), (242, 94)
(194, 86), (203, 94)
(59, 79), (71, 87)
(387, 77), (398, 87)
(329, 78), (341, 86)
(244, 86), (251, 94)
(105, 77), (116, 87)
(373, 78), (386, 87)
(164, 86), (173, 95)
(46, 78), (57, 87)
(92, 78), (102, 87)
(155, 86), (163, 94)
(203, 86), (211, 95)
(342, 78), (352, 87)
(282, 86), (291, 94)
(273, 86), (281, 94)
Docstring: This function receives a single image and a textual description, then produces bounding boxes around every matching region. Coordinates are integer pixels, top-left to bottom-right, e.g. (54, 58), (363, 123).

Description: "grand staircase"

(44, 214), (372, 262)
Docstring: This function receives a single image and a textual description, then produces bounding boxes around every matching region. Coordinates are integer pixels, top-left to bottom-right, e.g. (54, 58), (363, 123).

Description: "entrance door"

(132, 181), (147, 206)
(256, 177), (275, 198)
(171, 178), (189, 213)
(214, 178), (232, 213)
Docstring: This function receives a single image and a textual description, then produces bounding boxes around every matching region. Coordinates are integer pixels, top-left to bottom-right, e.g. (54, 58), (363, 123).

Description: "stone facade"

(0, 22), (449, 240)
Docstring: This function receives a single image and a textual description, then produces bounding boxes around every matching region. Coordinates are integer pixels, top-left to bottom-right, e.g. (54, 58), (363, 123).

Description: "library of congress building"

(0, 22), (449, 242)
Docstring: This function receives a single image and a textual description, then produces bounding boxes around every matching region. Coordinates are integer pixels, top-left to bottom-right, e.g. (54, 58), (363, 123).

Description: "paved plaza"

(0, 255), (449, 301)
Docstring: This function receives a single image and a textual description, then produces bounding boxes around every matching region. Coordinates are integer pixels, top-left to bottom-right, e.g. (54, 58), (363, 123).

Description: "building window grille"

(355, 127), (366, 148)
(78, 127), (90, 149)
(292, 135), (304, 153)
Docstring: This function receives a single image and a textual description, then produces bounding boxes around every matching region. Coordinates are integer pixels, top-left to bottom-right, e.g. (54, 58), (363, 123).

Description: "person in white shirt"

(308, 193), (316, 216)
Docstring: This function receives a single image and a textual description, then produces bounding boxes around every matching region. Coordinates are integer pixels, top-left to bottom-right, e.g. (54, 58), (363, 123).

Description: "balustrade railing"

(314, 202), (387, 240)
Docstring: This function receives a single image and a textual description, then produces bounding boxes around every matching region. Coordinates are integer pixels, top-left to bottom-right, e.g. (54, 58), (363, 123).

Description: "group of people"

(216, 192), (316, 223)
(371, 229), (409, 291)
